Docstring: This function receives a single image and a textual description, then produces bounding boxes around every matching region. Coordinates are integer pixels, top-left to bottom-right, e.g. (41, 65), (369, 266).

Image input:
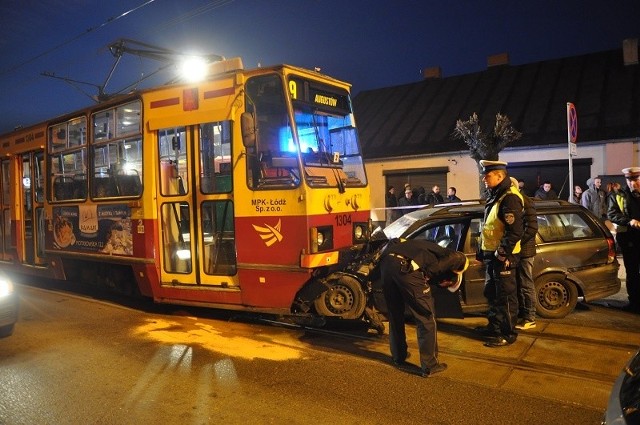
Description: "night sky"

(0, 0), (638, 134)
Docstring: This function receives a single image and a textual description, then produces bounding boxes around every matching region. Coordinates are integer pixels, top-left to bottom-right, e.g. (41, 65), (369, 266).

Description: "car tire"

(314, 274), (367, 320)
(534, 273), (578, 319)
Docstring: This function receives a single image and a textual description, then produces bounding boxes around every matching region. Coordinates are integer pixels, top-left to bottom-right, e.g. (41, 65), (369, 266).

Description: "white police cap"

(622, 167), (640, 177)
(479, 160), (508, 174)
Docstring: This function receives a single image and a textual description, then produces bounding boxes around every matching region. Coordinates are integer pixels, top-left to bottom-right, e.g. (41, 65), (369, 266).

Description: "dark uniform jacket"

(520, 194), (538, 259)
(483, 177), (524, 260)
(387, 239), (466, 279)
(608, 186), (640, 235)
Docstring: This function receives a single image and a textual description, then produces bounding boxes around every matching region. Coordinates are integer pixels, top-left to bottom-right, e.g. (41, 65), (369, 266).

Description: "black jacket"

(484, 177), (524, 258)
(520, 195), (538, 258)
(386, 239), (466, 278)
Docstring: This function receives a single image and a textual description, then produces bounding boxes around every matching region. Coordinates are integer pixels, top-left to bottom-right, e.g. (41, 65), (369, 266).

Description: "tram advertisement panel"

(52, 205), (133, 255)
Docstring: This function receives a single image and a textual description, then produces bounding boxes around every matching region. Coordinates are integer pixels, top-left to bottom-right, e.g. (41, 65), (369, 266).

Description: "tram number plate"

(335, 214), (352, 226)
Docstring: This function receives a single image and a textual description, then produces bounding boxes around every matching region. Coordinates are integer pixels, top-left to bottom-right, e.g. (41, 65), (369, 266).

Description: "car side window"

(464, 218), (482, 255)
(537, 212), (596, 242)
(413, 221), (466, 250)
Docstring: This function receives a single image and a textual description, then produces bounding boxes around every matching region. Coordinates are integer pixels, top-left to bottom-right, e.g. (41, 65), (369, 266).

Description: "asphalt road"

(1, 279), (637, 425)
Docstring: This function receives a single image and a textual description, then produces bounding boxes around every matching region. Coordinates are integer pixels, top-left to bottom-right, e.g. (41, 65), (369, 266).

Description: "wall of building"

(366, 139), (640, 223)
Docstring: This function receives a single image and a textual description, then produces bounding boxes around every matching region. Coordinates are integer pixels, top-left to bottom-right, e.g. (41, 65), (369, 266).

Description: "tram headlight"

(353, 222), (368, 244)
(310, 226), (333, 253)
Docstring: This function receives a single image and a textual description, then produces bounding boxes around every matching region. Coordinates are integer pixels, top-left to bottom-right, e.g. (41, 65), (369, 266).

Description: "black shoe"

(421, 363), (448, 377)
(474, 325), (500, 337)
(392, 352), (411, 366)
(483, 336), (516, 347)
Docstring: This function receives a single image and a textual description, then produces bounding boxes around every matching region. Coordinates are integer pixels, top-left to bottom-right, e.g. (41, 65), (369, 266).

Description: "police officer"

(380, 239), (468, 377)
(478, 160), (524, 347)
(608, 167), (640, 312)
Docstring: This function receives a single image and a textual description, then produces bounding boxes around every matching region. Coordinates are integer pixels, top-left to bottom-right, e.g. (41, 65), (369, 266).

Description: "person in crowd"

(397, 186), (417, 216)
(510, 178), (538, 330)
(426, 185), (445, 206)
(476, 160), (524, 347)
(571, 185), (583, 204)
(534, 181), (558, 200)
(582, 176), (606, 220)
(518, 180), (530, 197)
(379, 238), (469, 377)
(385, 185), (400, 226)
(446, 187), (461, 202)
(607, 167), (640, 313)
(416, 186), (427, 205)
(607, 182), (622, 196)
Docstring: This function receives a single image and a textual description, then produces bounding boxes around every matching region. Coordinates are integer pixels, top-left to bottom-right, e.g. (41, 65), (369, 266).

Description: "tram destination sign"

(288, 77), (350, 115)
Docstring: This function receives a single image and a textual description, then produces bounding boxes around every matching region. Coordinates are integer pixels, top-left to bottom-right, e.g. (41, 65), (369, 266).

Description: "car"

(0, 274), (19, 338)
(603, 348), (640, 425)
(358, 199), (620, 319)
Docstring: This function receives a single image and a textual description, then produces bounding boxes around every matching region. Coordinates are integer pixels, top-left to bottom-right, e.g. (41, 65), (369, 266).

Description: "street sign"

(567, 102), (578, 144)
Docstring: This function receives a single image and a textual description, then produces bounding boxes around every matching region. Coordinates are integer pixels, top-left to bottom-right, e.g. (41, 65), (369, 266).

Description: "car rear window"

(536, 212), (597, 242)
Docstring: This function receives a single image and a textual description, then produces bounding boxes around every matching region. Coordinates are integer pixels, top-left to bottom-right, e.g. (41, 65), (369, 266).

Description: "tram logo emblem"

(252, 219), (283, 247)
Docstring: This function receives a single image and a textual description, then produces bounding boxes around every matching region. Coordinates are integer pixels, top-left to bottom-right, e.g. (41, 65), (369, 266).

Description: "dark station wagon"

(364, 199), (620, 319)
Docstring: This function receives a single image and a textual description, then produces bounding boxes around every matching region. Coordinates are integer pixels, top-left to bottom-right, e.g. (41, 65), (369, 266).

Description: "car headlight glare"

(0, 278), (14, 297)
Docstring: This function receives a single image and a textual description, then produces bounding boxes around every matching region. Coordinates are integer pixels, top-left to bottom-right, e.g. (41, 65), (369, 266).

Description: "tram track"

(253, 314), (637, 387)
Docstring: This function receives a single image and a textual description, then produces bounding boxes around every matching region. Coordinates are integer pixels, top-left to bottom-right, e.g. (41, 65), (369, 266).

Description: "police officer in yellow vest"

(478, 160), (524, 347)
(607, 167), (640, 312)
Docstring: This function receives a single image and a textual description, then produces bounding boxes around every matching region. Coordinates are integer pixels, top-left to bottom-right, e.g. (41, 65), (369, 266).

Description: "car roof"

(401, 199), (584, 221)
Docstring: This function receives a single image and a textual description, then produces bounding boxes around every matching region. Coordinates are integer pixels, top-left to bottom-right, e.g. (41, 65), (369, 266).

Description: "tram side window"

(91, 101), (143, 199)
(48, 118), (87, 202)
(158, 127), (188, 196)
(200, 121), (232, 194)
(202, 200), (236, 275)
(244, 74), (300, 189)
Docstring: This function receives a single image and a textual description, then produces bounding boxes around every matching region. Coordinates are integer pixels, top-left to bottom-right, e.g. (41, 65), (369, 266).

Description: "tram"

(0, 58), (376, 325)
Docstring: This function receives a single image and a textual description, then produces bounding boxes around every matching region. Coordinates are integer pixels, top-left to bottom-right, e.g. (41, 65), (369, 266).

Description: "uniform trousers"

(617, 232), (640, 309)
(483, 255), (519, 340)
(380, 255), (439, 371)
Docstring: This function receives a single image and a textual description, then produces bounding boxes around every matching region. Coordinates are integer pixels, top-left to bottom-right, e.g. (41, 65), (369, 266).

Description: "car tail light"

(606, 237), (616, 264)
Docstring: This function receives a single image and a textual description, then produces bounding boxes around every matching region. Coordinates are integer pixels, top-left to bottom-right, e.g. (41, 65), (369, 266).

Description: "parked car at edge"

(0, 274), (19, 337)
(603, 348), (640, 425)
(361, 199), (620, 319)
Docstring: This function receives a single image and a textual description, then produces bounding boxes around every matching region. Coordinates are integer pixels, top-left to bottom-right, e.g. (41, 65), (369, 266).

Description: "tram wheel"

(313, 274), (366, 320)
(535, 273), (578, 319)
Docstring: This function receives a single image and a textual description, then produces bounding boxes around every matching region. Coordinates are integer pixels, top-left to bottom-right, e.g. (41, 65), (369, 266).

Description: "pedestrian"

(571, 185), (583, 204)
(581, 177), (606, 220)
(446, 187), (461, 202)
(518, 180), (530, 197)
(476, 160), (524, 347)
(426, 185), (445, 206)
(398, 186), (417, 215)
(534, 181), (558, 200)
(385, 185), (399, 226)
(510, 178), (538, 330)
(379, 238), (469, 377)
(607, 167), (640, 313)
(416, 186), (427, 205)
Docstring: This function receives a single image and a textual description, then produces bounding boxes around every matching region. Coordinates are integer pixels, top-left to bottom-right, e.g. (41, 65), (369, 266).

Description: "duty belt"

(389, 253), (421, 271)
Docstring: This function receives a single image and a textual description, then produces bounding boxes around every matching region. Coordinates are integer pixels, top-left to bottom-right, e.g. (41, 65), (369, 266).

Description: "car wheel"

(0, 323), (14, 338)
(534, 273), (578, 319)
(314, 274), (366, 320)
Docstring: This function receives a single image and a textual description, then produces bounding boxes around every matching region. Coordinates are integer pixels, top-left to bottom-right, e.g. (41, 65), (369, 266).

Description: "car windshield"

(383, 214), (419, 239)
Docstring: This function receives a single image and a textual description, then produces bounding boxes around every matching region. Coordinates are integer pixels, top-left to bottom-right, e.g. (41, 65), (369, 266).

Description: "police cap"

(622, 167), (640, 178)
(479, 160), (508, 174)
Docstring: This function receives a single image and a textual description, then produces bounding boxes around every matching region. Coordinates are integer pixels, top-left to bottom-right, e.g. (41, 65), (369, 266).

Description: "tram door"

(157, 121), (237, 287)
(19, 152), (45, 265)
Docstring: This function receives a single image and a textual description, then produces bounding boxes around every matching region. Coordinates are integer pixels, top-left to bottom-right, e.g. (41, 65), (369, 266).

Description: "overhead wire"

(0, 0), (157, 77)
